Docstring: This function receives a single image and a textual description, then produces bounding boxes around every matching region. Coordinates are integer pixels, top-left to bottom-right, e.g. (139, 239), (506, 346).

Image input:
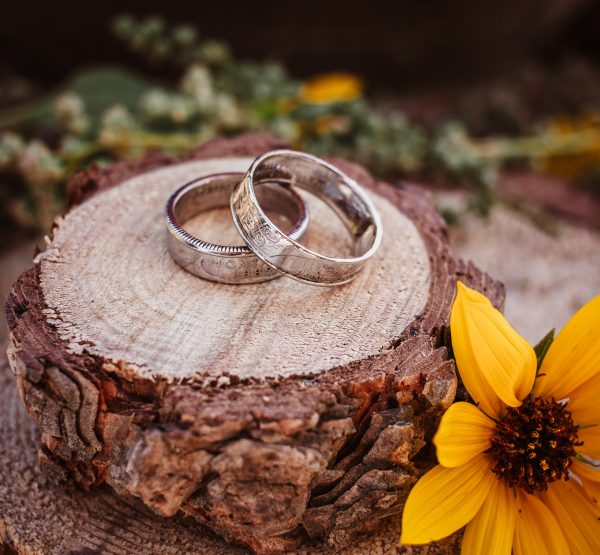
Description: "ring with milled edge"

(165, 172), (309, 284)
(230, 150), (383, 286)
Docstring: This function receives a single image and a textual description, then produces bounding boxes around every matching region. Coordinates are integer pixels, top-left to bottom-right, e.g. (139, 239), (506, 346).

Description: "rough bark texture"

(4, 133), (504, 554)
(0, 348), (463, 555)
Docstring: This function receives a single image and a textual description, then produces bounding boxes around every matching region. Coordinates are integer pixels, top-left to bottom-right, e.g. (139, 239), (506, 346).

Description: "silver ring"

(230, 150), (382, 286)
(166, 172), (309, 284)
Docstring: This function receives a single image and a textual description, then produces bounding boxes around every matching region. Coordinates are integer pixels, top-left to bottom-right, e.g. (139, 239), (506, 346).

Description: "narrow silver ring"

(166, 172), (309, 284)
(230, 150), (383, 286)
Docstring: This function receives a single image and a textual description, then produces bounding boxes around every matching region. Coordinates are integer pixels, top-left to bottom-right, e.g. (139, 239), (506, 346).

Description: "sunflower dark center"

(486, 396), (582, 493)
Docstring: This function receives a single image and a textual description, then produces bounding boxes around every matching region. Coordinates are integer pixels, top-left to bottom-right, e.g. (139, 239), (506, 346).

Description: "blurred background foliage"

(1, 14), (600, 235)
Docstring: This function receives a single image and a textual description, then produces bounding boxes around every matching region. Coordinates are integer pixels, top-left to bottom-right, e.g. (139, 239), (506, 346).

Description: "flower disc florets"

(487, 396), (582, 493)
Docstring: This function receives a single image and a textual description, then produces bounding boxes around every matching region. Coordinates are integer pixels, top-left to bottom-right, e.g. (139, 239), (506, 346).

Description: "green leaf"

(67, 66), (154, 123)
(0, 65), (154, 132)
(533, 328), (555, 372)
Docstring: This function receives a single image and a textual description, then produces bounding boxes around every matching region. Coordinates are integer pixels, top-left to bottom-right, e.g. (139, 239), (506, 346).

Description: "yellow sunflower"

(300, 73), (363, 105)
(401, 282), (600, 554)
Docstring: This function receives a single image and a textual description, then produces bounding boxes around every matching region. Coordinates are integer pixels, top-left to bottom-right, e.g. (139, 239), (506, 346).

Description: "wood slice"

(5, 133), (504, 554)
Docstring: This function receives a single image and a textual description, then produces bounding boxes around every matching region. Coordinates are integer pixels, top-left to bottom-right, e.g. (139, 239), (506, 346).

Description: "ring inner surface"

(175, 174), (306, 248)
(253, 154), (377, 257)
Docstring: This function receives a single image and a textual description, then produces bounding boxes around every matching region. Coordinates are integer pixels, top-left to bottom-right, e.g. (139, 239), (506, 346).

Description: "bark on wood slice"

(5, 133), (504, 554)
(0, 350), (462, 555)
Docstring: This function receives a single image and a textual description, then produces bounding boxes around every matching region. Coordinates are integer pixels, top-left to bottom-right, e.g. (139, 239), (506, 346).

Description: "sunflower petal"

(577, 425), (600, 460)
(400, 456), (495, 545)
(433, 402), (495, 467)
(572, 459), (600, 506)
(513, 492), (569, 555)
(461, 480), (516, 555)
(582, 479), (600, 507)
(567, 372), (600, 427)
(450, 282), (536, 417)
(541, 478), (600, 553)
(572, 459), (600, 483)
(536, 294), (600, 399)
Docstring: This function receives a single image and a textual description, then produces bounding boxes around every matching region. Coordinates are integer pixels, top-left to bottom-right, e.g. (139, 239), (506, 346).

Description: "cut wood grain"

(38, 156), (430, 380)
(5, 133), (504, 554)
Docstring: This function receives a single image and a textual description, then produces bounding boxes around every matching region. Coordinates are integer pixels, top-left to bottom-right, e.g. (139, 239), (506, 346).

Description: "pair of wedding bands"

(165, 150), (382, 286)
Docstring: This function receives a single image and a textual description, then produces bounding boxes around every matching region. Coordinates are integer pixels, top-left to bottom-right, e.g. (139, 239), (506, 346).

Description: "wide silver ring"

(166, 172), (309, 284)
(230, 150), (383, 286)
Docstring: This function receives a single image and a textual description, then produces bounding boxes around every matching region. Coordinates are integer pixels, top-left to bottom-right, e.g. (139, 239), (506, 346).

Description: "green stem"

(474, 129), (600, 162)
